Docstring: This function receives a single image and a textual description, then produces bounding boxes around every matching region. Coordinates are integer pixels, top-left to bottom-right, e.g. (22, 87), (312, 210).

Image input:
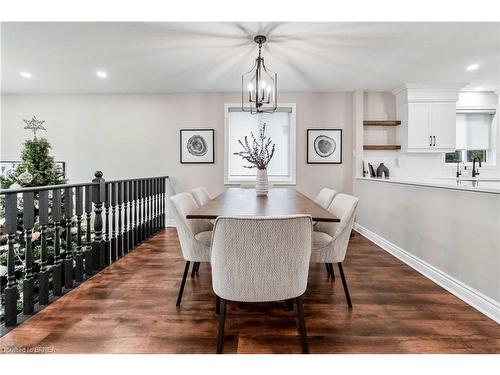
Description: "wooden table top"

(187, 187), (340, 222)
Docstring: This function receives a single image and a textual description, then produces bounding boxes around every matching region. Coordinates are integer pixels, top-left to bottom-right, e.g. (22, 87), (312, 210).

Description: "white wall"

(362, 91), (500, 178)
(354, 178), (500, 320)
(1, 92), (354, 201)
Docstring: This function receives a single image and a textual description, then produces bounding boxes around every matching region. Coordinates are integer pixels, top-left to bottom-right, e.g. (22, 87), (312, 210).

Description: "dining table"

(187, 187), (340, 222)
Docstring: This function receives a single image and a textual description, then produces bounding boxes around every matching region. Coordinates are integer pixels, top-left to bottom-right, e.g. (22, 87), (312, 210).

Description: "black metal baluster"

(128, 180), (134, 250)
(117, 181), (123, 257)
(133, 180), (139, 246)
(110, 182), (117, 261)
(52, 188), (63, 296)
(144, 179), (148, 238)
(22, 191), (35, 314)
(74, 186), (84, 282)
(151, 178), (156, 234)
(38, 190), (50, 304)
(84, 185), (93, 275)
(141, 179), (146, 241)
(155, 179), (159, 231)
(146, 178), (151, 238)
(63, 187), (74, 289)
(138, 180), (143, 243)
(92, 171), (105, 270)
(4, 193), (18, 326)
(161, 178), (166, 228)
(123, 181), (129, 254)
(158, 178), (163, 230)
(104, 183), (111, 266)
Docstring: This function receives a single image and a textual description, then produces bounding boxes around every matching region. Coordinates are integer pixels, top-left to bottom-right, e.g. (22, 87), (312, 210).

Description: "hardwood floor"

(1, 228), (499, 354)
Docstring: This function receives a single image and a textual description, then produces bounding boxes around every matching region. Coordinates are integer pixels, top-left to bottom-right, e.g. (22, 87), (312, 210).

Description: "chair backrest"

(315, 193), (359, 262)
(169, 192), (212, 260)
(211, 215), (313, 302)
(191, 187), (211, 207)
(315, 188), (337, 209)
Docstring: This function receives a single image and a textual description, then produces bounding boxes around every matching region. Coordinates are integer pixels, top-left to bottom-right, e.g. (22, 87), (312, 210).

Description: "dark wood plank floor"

(1, 228), (499, 354)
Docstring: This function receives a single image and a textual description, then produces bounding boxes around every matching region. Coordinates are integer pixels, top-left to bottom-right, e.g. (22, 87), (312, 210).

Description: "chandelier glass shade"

(241, 35), (278, 114)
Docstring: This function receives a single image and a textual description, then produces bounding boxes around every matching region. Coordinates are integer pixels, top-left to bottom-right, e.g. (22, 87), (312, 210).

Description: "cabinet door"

(431, 103), (456, 150)
(408, 103), (431, 149)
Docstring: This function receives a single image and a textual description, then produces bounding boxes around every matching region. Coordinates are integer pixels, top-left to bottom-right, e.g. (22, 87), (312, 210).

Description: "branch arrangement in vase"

(233, 123), (276, 170)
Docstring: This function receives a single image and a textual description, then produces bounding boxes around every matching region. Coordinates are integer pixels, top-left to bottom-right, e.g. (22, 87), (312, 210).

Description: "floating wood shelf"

(363, 120), (401, 126)
(363, 144), (401, 151)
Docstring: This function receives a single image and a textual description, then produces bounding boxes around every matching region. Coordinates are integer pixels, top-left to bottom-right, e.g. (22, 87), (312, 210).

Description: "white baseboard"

(166, 219), (176, 228)
(354, 223), (500, 324)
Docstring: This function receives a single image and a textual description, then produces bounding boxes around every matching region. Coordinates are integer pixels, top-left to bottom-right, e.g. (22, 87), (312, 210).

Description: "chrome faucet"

(472, 157), (482, 177)
(456, 161), (464, 178)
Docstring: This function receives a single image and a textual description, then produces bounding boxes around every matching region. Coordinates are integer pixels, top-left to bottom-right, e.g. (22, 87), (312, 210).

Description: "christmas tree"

(0, 116), (66, 189)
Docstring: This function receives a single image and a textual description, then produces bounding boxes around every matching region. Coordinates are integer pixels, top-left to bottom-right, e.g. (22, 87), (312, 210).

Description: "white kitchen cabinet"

(392, 84), (463, 153)
(430, 103), (457, 150)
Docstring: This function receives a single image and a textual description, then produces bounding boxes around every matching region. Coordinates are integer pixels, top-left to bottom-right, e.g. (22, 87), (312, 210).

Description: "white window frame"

(224, 103), (297, 185)
(443, 105), (498, 168)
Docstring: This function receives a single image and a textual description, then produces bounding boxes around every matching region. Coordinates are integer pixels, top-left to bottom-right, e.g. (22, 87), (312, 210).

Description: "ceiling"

(1, 22), (499, 93)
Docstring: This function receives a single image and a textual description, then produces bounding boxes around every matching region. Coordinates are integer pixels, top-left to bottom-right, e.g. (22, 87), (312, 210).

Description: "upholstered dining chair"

(313, 187), (337, 276)
(311, 193), (359, 310)
(191, 186), (216, 232)
(169, 192), (212, 306)
(211, 215), (313, 354)
(191, 187), (211, 207)
(314, 187), (337, 209)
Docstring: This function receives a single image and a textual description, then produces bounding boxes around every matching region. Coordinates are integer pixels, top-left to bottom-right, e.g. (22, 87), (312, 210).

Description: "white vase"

(255, 169), (269, 196)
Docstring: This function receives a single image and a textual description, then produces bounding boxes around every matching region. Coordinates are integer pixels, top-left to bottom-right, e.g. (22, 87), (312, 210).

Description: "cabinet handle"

(429, 136), (432, 146)
(433, 136), (436, 146)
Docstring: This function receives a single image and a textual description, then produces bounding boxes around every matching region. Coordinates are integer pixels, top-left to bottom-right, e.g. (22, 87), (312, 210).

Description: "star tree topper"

(23, 116), (46, 139)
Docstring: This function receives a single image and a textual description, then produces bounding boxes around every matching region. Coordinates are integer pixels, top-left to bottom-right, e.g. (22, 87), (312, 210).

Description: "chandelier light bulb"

(248, 83), (253, 91)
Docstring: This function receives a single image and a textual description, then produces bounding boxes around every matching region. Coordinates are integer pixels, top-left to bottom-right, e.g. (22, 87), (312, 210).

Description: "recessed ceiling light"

(466, 64), (479, 71)
(96, 70), (107, 79)
(20, 71), (32, 78)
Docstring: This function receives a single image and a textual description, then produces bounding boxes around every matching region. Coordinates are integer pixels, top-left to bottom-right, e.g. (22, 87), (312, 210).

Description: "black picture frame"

(307, 128), (343, 164)
(1, 160), (66, 179)
(180, 129), (215, 164)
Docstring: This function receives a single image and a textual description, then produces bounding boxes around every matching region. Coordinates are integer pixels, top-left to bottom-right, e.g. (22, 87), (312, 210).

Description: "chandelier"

(241, 35), (278, 114)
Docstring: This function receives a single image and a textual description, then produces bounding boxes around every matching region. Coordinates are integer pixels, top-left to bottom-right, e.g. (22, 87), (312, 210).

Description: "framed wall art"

(180, 129), (215, 164)
(307, 129), (342, 164)
(1, 160), (66, 179)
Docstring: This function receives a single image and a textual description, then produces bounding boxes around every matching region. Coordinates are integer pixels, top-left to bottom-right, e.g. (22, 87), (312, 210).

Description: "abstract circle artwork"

(313, 135), (336, 157)
(187, 135), (208, 157)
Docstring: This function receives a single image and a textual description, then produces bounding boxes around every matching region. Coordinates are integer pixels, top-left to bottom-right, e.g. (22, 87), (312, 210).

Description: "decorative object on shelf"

(307, 129), (342, 164)
(376, 163), (390, 178)
(233, 123), (275, 196)
(362, 161), (369, 177)
(180, 129), (214, 164)
(23, 116), (46, 139)
(241, 35), (278, 114)
(368, 163), (376, 178)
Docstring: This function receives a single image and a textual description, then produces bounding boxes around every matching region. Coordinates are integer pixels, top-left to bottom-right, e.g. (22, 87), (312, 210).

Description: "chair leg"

(285, 298), (294, 311)
(216, 295), (220, 314)
(216, 298), (227, 354)
(195, 262), (200, 275)
(328, 263), (335, 279)
(176, 261), (190, 306)
(191, 262), (199, 278)
(295, 296), (309, 354)
(337, 262), (352, 310)
(325, 263), (332, 277)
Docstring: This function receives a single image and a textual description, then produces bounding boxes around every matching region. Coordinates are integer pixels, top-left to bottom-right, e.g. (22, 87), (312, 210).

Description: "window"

(224, 103), (296, 184)
(445, 110), (496, 165)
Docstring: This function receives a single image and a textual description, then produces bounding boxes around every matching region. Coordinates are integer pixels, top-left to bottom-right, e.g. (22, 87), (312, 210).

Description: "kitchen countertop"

(356, 176), (500, 194)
